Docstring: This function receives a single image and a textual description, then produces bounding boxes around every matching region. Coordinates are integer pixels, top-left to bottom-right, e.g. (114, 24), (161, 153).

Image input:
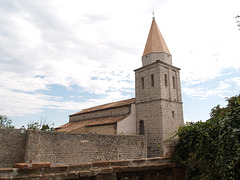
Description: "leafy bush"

(0, 115), (14, 129)
(27, 121), (55, 131)
(174, 94), (240, 180)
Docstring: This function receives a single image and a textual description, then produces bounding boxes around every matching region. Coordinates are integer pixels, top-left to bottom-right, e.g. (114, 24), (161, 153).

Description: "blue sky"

(0, 0), (240, 128)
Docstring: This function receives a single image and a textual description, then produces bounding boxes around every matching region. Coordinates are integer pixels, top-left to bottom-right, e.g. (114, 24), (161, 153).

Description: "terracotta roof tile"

(70, 98), (135, 116)
(56, 114), (129, 133)
(143, 18), (170, 56)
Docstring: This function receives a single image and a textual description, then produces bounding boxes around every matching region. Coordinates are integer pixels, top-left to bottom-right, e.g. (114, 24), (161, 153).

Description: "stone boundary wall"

(0, 157), (185, 180)
(25, 130), (147, 165)
(0, 129), (147, 168)
(0, 129), (26, 168)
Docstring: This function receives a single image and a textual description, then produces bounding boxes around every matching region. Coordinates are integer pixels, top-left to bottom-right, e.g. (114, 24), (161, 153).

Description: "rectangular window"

(151, 74), (154, 86)
(172, 111), (175, 118)
(141, 77), (144, 89)
(165, 74), (167, 87)
(140, 120), (145, 135)
(173, 76), (176, 89)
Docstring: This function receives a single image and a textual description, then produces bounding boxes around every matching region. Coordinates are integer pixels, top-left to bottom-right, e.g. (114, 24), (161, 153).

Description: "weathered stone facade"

(0, 129), (26, 168)
(0, 157), (185, 180)
(0, 129), (146, 168)
(135, 18), (184, 157)
(26, 130), (146, 164)
(142, 52), (172, 66)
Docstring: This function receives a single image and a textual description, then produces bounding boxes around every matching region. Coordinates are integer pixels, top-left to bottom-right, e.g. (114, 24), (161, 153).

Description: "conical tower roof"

(143, 18), (171, 56)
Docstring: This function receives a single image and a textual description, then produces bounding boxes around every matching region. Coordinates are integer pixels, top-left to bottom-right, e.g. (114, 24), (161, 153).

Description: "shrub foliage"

(0, 115), (14, 129)
(27, 121), (55, 131)
(174, 94), (240, 180)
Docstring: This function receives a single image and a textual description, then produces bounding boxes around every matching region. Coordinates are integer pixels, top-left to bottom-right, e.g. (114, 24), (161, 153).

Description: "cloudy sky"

(0, 0), (240, 128)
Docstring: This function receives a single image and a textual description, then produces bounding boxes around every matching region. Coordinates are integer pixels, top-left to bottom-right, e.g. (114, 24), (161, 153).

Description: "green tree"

(0, 115), (14, 129)
(173, 94), (240, 179)
(27, 120), (54, 131)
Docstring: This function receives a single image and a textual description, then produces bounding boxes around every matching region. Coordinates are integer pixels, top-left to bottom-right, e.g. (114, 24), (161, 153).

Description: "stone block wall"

(142, 52), (173, 66)
(0, 129), (26, 168)
(0, 129), (147, 167)
(159, 64), (182, 102)
(136, 100), (163, 158)
(161, 100), (184, 140)
(135, 60), (184, 158)
(25, 130), (146, 165)
(0, 157), (185, 180)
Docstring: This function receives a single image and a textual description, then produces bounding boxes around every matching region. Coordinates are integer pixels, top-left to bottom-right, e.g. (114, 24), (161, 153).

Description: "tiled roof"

(70, 98), (136, 116)
(143, 17), (171, 56)
(56, 114), (129, 133)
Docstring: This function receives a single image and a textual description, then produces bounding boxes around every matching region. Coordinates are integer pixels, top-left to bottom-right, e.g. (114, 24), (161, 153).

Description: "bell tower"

(135, 17), (184, 157)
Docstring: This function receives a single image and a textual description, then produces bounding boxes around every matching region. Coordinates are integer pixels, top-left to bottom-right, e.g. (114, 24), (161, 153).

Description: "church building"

(56, 17), (184, 157)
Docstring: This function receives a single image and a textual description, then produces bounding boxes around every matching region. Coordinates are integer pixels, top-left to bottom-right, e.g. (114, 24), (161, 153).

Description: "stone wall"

(0, 129), (147, 167)
(161, 100), (183, 140)
(0, 157), (185, 180)
(142, 52), (173, 66)
(0, 129), (26, 168)
(135, 100), (163, 157)
(25, 130), (146, 165)
(135, 60), (183, 158)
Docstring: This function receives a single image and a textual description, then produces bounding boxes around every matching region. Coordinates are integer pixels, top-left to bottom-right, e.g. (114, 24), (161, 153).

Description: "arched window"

(151, 74), (154, 86)
(172, 76), (176, 89)
(141, 77), (144, 89)
(139, 120), (145, 135)
(165, 74), (167, 87)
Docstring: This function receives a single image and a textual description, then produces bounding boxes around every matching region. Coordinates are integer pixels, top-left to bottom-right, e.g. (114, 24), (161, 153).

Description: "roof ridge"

(56, 114), (130, 132)
(70, 98), (136, 116)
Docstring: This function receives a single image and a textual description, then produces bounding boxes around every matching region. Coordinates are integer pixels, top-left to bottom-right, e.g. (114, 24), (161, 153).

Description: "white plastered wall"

(117, 103), (136, 135)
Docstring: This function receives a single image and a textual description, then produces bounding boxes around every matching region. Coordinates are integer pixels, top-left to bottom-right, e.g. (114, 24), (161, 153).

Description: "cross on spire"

(152, 10), (155, 19)
(143, 16), (171, 56)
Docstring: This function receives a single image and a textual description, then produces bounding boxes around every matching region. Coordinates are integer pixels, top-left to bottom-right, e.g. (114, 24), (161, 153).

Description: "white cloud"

(0, 0), (240, 119)
(0, 86), (131, 117)
(226, 77), (240, 87)
(182, 75), (240, 99)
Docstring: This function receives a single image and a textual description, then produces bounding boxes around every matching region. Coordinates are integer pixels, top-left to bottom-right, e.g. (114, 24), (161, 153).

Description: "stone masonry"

(0, 129), (26, 168)
(0, 157), (185, 180)
(0, 129), (146, 168)
(135, 17), (184, 157)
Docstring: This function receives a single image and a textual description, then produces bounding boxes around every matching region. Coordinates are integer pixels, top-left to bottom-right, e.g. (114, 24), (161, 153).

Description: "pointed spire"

(143, 18), (171, 56)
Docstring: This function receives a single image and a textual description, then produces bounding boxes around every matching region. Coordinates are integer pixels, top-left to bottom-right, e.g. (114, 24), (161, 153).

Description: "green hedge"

(173, 94), (240, 180)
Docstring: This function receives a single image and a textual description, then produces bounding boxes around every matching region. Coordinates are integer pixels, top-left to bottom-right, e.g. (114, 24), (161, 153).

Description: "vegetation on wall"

(0, 115), (14, 129)
(173, 94), (240, 179)
(27, 121), (55, 131)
